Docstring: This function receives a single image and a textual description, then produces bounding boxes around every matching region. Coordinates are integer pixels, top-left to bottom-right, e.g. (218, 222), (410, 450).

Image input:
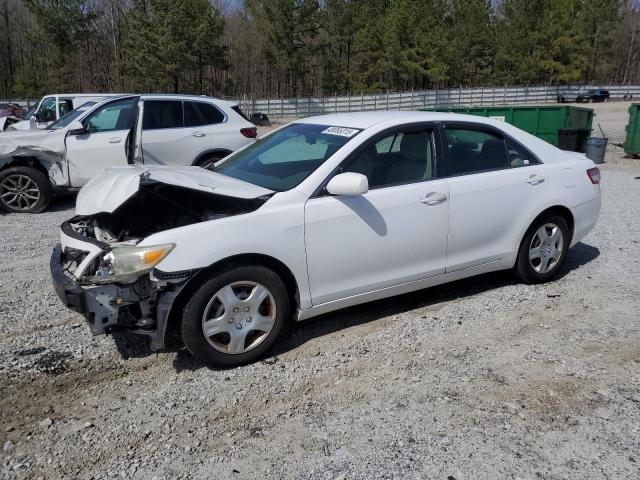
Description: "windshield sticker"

(321, 126), (359, 138)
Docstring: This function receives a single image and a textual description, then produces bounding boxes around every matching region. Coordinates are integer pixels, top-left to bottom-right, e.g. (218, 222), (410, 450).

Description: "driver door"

(65, 97), (139, 187)
(304, 125), (450, 305)
(33, 96), (57, 128)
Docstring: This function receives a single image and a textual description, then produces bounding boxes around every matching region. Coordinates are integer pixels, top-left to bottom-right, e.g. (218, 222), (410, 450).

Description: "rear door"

(139, 100), (211, 166)
(189, 100), (237, 156)
(66, 97), (139, 187)
(440, 122), (549, 271)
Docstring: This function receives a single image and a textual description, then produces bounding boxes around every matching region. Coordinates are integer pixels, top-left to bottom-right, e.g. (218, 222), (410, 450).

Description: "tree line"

(1, 0), (639, 102)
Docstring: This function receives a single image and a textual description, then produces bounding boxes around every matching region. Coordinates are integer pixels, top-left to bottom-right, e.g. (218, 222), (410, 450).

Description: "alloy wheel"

(201, 281), (277, 354)
(0, 174), (41, 211)
(528, 223), (564, 274)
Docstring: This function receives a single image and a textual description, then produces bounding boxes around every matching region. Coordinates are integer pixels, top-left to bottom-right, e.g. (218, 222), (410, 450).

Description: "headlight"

(85, 243), (175, 284)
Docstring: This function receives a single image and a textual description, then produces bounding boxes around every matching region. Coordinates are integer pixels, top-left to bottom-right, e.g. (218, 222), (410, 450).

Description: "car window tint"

(195, 102), (224, 125)
(444, 128), (508, 175)
(507, 138), (537, 167)
(343, 129), (435, 189)
(58, 100), (73, 117)
(184, 101), (205, 127)
(231, 105), (249, 121)
(374, 133), (402, 154)
(142, 100), (183, 130)
(85, 98), (137, 133)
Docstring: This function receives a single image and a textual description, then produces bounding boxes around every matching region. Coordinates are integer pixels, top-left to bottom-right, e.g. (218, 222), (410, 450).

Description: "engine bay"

(68, 179), (271, 243)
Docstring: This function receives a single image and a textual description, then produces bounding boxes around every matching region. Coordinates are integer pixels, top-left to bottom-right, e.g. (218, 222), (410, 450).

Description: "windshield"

(213, 123), (361, 191)
(47, 102), (97, 130)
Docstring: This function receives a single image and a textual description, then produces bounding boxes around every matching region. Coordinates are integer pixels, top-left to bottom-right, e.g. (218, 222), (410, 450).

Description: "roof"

(296, 110), (508, 129)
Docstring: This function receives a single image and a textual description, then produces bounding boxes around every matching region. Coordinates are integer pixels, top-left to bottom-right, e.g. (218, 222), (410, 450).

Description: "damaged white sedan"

(51, 112), (601, 367)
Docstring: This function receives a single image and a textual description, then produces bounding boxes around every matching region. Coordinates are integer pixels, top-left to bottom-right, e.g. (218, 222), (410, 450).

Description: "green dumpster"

(624, 103), (640, 157)
(421, 105), (594, 146)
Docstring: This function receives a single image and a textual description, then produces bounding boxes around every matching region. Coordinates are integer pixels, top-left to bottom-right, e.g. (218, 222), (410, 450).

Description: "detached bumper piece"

(51, 244), (87, 315)
(51, 244), (156, 336)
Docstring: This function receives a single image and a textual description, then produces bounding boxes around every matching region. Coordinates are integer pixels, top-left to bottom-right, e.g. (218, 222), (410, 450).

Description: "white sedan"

(51, 111), (601, 367)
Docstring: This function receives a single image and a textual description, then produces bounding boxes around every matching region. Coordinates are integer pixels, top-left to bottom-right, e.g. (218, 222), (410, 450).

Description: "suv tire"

(0, 166), (53, 213)
(195, 153), (226, 170)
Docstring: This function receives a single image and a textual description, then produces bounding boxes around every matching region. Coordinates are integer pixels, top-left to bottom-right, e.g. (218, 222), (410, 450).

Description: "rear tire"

(195, 153), (225, 170)
(514, 215), (569, 284)
(181, 265), (290, 368)
(0, 166), (52, 213)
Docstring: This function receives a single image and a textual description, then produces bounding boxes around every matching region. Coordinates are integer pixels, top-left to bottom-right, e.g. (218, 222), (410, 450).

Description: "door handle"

(192, 131), (206, 137)
(420, 192), (448, 205)
(527, 174), (545, 185)
(108, 137), (121, 144)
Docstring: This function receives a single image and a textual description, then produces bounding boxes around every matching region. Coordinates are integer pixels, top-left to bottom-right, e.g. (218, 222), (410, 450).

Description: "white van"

(6, 94), (122, 131)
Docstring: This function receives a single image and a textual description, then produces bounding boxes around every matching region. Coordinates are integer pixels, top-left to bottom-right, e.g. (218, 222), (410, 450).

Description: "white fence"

(236, 84), (640, 120)
(4, 84), (639, 120)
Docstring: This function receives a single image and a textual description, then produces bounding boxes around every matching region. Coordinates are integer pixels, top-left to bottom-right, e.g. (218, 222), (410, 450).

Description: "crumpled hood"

(76, 165), (274, 215)
(0, 128), (64, 160)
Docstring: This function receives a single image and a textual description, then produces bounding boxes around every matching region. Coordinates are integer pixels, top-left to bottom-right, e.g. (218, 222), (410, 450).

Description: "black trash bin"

(558, 128), (590, 152)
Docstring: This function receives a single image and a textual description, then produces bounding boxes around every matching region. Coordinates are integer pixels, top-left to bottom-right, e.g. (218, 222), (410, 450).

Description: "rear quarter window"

(195, 102), (225, 125)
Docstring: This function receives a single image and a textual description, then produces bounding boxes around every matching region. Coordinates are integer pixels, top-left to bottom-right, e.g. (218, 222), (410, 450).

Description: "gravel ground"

(1, 109), (639, 480)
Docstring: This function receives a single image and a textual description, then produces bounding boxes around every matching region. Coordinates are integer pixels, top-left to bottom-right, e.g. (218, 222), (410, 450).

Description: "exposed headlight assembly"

(85, 243), (175, 284)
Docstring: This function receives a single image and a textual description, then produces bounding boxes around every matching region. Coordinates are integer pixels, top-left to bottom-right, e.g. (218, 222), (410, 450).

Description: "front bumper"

(51, 243), (154, 336)
(51, 242), (188, 350)
(51, 244), (88, 315)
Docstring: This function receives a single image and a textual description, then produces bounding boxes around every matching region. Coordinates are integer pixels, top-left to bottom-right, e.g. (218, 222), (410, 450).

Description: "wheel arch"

(162, 253), (300, 340)
(0, 156), (51, 180)
(191, 148), (233, 166)
(518, 205), (575, 252)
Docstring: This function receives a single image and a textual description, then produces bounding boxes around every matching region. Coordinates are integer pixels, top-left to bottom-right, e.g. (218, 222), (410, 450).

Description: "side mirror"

(326, 172), (369, 196)
(68, 120), (85, 135)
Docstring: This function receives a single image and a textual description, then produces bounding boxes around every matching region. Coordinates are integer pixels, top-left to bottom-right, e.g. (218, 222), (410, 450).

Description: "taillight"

(240, 127), (257, 138)
(586, 167), (601, 184)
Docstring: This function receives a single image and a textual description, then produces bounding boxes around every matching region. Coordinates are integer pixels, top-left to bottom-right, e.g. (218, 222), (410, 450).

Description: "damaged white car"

(51, 112), (601, 367)
(0, 95), (256, 212)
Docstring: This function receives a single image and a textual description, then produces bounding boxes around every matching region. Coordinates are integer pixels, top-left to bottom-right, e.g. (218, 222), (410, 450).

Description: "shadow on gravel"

(46, 194), (77, 212)
(111, 242), (599, 372)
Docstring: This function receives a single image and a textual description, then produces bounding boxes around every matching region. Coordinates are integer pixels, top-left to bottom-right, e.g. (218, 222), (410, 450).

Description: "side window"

(444, 127), (509, 175)
(58, 99), (73, 117)
(184, 101), (205, 127)
(507, 138), (537, 167)
(342, 129), (435, 189)
(195, 102), (224, 125)
(84, 98), (137, 133)
(142, 100), (183, 130)
(37, 97), (57, 122)
(374, 133), (402, 154)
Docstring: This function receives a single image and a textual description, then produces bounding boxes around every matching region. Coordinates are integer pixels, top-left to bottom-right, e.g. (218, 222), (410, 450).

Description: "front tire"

(181, 266), (290, 368)
(514, 215), (569, 284)
(0, 166), (52, 213)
